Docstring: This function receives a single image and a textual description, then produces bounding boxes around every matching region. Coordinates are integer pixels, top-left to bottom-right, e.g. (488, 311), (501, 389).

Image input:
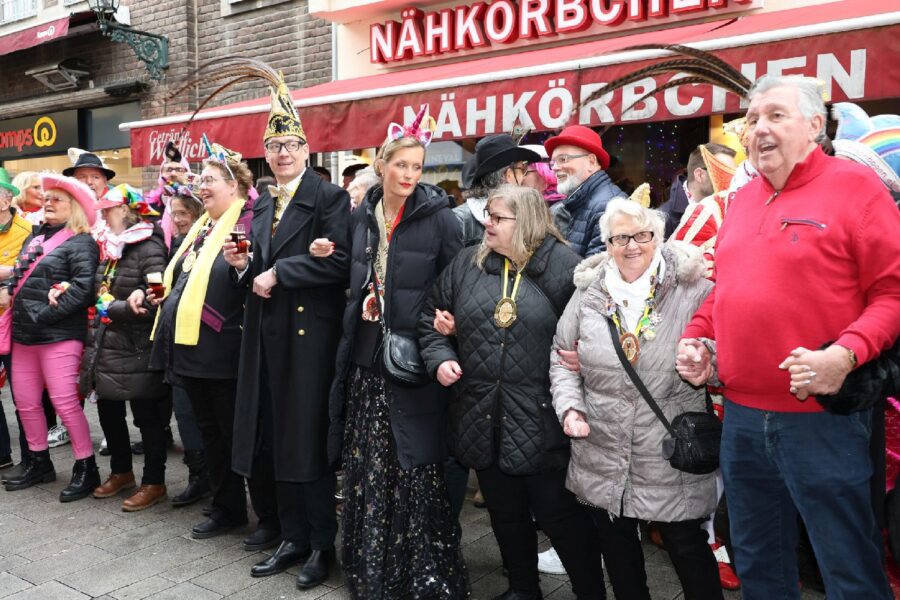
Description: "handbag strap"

(606, 317), (677, 438)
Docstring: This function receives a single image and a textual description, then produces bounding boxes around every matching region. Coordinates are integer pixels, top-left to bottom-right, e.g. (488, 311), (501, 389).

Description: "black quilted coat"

(419, 235), (580, 475)
(80, 226), (168, 401)
(11, 227), (98, 346)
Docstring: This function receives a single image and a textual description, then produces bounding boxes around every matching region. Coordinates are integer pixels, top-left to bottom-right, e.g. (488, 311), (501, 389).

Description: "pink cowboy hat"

(41, 173), (97, 226)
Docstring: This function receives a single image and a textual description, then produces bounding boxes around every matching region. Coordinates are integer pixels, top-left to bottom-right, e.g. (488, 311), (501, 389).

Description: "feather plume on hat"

(575, 45), (751, 132)
(170, 57), (306, 142)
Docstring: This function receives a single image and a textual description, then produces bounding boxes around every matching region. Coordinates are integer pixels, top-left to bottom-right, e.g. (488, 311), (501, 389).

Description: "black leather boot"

(4, 449), (55, 490)
(296, 549), (335, 590)
(171, 450), (211, 507)
(59, 455), (101, 502)
(1, 450), (32, 484)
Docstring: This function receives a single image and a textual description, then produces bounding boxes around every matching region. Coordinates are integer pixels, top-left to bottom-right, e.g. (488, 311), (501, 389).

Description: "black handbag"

(816, 339), (900, 415)
(369, 260), (430, 388)
(606, 318), (721, 475)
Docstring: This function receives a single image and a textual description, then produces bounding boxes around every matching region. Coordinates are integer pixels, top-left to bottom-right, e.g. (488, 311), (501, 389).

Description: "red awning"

(0, 16), (70, 56)
(125, 0), (900, 166)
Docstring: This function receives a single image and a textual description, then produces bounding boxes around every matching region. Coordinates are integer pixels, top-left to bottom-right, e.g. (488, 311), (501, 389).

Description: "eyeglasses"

(162, 166), (188, 174)
(44, 195), (69, 204)
(264, 140), (305, 154)
(550, 153), (589, 168)
(607, 231), (655, 247)
(198, 176), (226, 187)
(484, 209), (516, 226)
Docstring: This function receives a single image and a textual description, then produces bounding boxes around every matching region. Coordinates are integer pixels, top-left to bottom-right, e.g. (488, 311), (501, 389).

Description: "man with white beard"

(545, 126), (624, 257)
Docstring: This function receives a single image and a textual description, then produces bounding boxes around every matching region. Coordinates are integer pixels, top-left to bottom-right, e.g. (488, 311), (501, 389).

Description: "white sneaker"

(47, 424), (70, 448)
(537, 547), (567, 575)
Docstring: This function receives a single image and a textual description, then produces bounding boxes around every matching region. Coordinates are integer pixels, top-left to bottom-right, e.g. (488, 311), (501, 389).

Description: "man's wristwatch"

(270, 264), (278, 283)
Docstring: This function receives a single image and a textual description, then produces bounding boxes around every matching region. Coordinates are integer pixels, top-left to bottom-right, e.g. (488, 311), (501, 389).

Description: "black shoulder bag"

(369, 259), (430, 388)
(606, 318), (721, 475)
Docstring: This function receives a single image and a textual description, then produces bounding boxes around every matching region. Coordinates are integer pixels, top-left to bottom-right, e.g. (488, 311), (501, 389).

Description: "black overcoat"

(328, 183), (462, 470)
(232, 173), (351, 483)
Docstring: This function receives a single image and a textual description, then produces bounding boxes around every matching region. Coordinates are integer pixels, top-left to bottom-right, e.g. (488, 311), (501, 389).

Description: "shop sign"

(128, 28), (897, 164)
(0, 110), (78, 159)
(370, 0), (762, 64)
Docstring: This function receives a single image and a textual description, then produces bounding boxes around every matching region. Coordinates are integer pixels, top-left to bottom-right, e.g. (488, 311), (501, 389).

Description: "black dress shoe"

(491, 589), (544, 600)
(250, 541), (310, 577)
(191, 517), (247, 539)
(243, 527), (282, 551)
(296, 549), (334, 590)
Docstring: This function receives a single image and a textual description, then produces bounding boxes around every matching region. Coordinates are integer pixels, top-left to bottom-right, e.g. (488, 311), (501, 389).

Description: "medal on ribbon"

(493, 258), (526, 329)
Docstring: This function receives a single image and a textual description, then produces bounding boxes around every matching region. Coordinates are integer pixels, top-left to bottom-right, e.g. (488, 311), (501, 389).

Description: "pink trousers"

(12, 340), (93, 459)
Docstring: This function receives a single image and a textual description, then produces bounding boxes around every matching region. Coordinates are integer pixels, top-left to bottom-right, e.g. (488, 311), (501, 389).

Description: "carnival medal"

(494, 258), (526, 329)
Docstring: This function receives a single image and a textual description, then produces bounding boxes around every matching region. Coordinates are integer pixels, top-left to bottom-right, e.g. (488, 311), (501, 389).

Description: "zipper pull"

(780, 222), (788, 231)
(766, 191), (780, 205)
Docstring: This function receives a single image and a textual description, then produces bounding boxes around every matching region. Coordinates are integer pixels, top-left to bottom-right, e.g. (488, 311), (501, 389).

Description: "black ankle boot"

(60, 455), (101, 503)
(171, 450), (211, 507)
(5, 449), (55, 490)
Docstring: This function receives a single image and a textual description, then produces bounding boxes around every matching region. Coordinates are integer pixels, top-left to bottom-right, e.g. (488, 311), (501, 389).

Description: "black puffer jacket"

(80, 226), (168, 401)
(419, 236), (579, 475)
(329, 182), (462, 469)
(11, 227), (98, 345)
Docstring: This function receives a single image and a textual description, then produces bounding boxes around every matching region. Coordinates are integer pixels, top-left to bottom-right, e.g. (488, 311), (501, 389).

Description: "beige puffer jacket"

(550, 242), (717, 522)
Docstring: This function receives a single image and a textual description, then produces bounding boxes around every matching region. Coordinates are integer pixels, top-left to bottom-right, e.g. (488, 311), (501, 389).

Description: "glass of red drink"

(146, 272), (165, 297)
(231, 224), (250, 254)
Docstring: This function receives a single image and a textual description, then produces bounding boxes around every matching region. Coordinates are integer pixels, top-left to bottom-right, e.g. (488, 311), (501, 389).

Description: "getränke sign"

(371, 0), (762, 64)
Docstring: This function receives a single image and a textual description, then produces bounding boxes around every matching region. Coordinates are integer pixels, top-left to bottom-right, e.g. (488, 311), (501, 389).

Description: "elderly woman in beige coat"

(550, 195), (721, 600)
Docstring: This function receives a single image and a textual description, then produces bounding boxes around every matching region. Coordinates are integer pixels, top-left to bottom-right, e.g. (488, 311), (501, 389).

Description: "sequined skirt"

(341, 366), (469, 599)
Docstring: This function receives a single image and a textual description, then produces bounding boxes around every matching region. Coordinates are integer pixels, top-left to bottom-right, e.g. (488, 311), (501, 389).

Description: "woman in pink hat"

(1, 174), (101, 502)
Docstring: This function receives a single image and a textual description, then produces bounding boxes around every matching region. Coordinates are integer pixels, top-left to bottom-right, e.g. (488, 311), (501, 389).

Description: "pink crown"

(387, 105), (434, 147)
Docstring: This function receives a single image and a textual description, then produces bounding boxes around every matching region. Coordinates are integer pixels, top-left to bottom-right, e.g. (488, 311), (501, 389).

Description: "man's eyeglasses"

(550, 153), (589, 168)
(163, 166), (188, 174)
(264, 140), (305, 154)
(607, 231), (654, 247)
(484, 209), (516, 226)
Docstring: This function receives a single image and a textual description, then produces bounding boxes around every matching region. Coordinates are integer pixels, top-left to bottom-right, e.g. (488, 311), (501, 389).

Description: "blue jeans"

(721, 400), (891, 600)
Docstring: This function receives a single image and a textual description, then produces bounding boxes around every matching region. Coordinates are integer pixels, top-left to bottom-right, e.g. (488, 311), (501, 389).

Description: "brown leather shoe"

(93, 472), (136, 498)
(122, 484), (167, 512)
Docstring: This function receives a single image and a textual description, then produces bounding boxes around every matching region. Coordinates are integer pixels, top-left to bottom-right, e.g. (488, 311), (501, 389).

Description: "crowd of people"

(0, 66), (897, 600)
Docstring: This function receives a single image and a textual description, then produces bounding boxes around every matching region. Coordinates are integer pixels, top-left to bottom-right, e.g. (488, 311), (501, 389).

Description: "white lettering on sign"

(398, 49), (866, 139)
(147, 130), (205, 163)
(370, 0), (761, 64)
(36, 25), (56, 40)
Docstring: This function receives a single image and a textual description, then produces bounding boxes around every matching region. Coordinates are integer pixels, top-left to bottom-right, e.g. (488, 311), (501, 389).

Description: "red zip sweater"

(683, 148), (900, 412)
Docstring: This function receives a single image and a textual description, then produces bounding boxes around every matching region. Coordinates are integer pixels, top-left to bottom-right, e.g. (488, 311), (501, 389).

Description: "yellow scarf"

(151, 198), (245, 345)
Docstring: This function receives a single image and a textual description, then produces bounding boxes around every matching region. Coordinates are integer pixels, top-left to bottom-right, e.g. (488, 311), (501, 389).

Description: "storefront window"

(4, 148), (144, 189)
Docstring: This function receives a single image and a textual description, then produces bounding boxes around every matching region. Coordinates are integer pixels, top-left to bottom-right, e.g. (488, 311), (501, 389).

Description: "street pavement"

(0, 389), (826, 599)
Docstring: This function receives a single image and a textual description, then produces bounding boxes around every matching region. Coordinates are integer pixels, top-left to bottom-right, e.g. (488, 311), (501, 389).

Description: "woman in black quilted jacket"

(419, 185), (605, 600)
(1, 174), (99, 502)
(82, 185), (170, 511)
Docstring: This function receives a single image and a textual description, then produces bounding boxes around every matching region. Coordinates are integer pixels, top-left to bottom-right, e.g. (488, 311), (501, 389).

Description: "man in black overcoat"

(223, 76), (351, 590)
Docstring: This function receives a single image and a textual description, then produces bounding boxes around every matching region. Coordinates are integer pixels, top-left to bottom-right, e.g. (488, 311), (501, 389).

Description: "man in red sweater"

(677, 75), (899, 599)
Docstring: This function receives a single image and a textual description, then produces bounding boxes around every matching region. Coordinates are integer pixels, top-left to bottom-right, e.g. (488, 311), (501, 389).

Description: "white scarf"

(102, 222), (154, 260)
(604, 249), (664, 332)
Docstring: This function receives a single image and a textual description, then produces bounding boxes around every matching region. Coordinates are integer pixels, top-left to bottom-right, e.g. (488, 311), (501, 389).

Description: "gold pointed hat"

(628, 183), (651, 208)
(265, 76), (305, 142)
(700, 145), (736, 194)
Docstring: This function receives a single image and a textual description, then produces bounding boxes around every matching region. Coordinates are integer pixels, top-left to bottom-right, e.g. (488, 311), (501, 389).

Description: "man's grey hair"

(465, 166), (509, 200)
(0, 188), (12, 201)
(748, 75), (827, 143)
(599, 197), (666, 249)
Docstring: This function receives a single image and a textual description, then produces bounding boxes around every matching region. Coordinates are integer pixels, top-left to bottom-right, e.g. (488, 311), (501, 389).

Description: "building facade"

(0, 0), (332, 185)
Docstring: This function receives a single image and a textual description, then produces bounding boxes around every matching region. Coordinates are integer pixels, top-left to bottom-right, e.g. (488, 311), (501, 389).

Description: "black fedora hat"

(62, 152), (116, 180)
(470, 134), (541, 185)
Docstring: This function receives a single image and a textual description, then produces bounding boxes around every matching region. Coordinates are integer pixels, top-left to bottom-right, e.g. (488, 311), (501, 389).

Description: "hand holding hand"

(563, 409), (590, 438)
(434, 310), (457, 336)
(127, 289), (148, 316)
(436, 360), (463, 387)
(309, 238), (335, 258)
(222, 241), (249, 270)
(252, 268), (277, 299)
(676, 338), (712, 386)
(779, 346), (853, 400)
